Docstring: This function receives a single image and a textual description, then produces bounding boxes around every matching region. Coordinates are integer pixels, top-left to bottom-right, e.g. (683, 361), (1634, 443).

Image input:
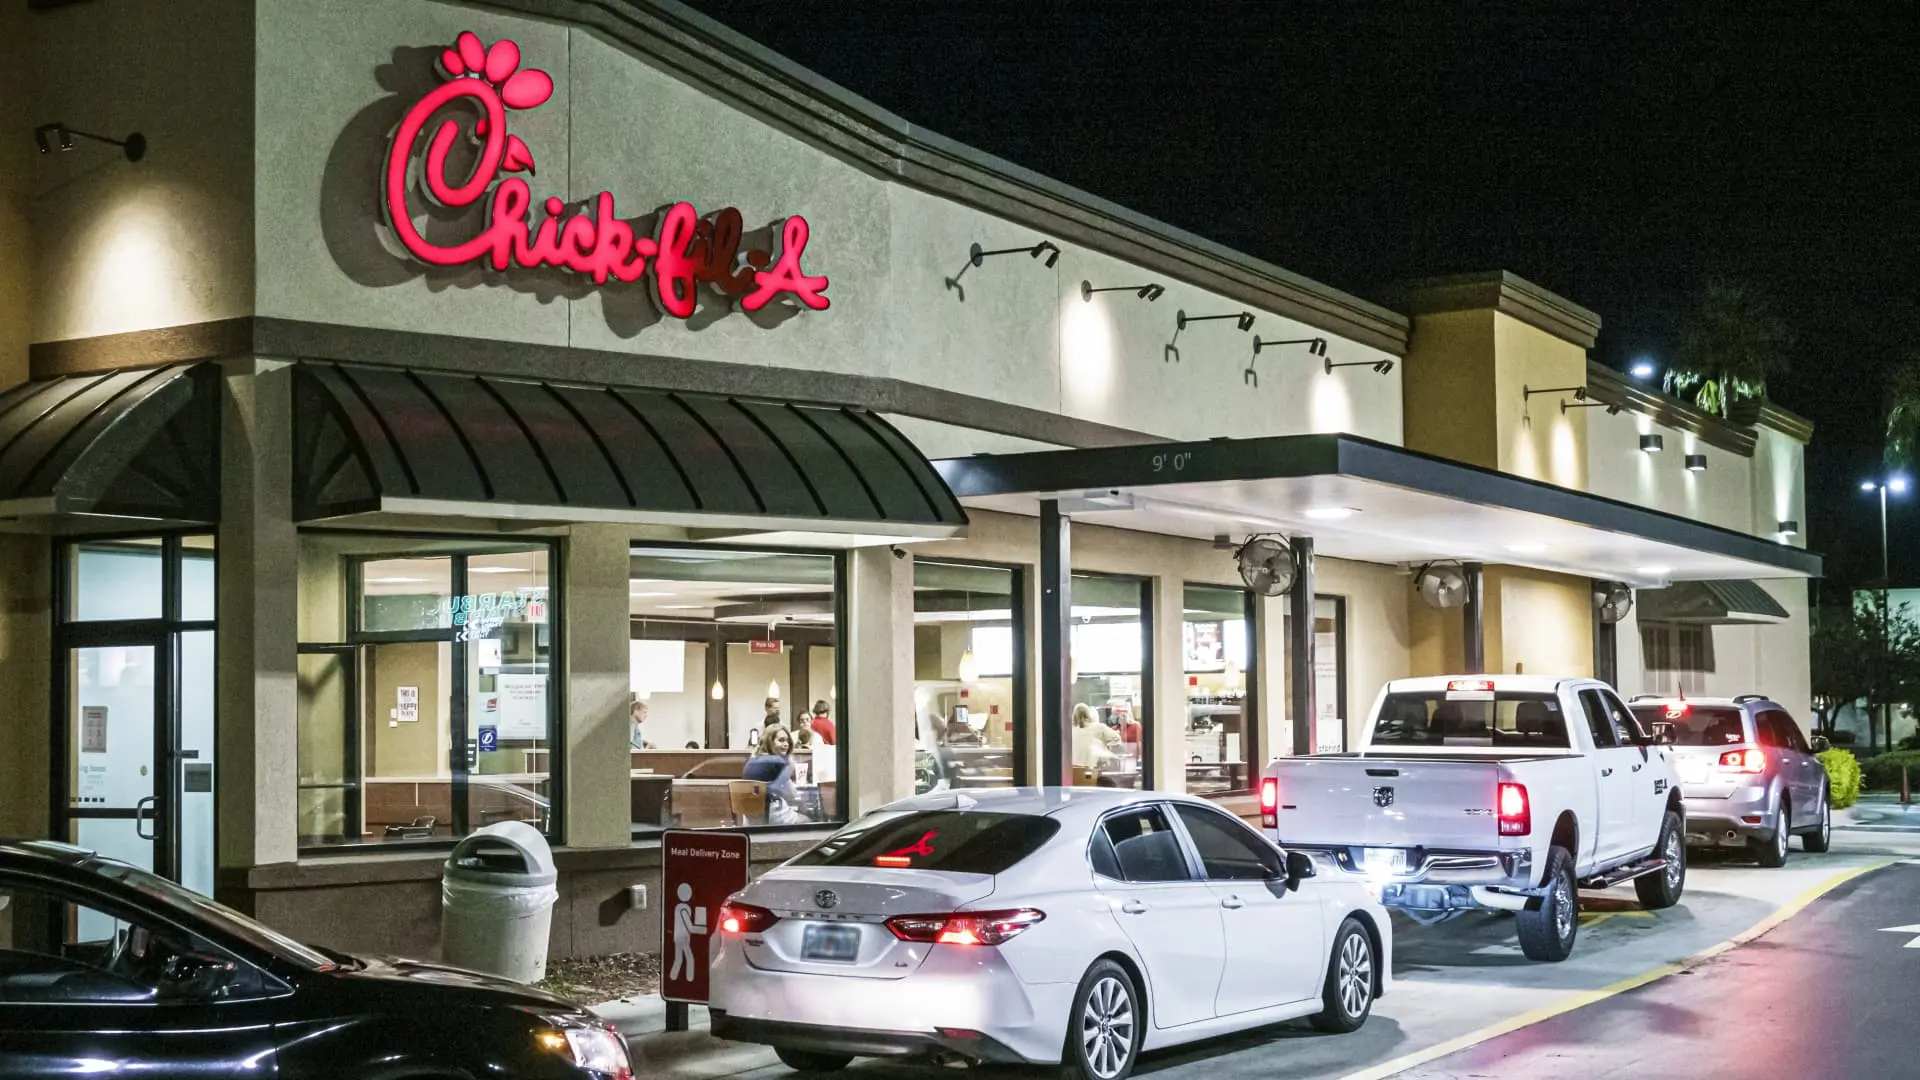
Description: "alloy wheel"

(1821, 795), (1832, 847)
(1338, 931), (1373, 1018)
(1664, 828), (1683, 889)
(1775, 813), (1790, 860)
(1553, 873), (1575, 942)
(1079, 975), (1134, 1080)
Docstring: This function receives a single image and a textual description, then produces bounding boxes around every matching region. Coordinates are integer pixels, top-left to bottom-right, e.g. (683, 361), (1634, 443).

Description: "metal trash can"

(440, 821), (558, 983)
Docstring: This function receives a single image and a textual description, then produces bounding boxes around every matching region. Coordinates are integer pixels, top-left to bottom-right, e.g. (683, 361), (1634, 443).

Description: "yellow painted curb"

(1337, 859), (1894, 1080)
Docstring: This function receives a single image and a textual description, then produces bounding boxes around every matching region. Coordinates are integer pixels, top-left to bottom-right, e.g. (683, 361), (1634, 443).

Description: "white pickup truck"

(1260, 674), (1685, 961)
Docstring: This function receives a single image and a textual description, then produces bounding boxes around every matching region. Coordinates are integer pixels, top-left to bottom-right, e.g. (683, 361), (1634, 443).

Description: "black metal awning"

(1636, 580), (1792, 624)
(935, 432), (1820, 585)
(293, 362), (967, 538)
(0, 364), (220, 524)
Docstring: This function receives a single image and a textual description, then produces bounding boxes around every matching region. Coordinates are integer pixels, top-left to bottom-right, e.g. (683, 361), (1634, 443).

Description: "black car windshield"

(1372, 690), (1571, 748)
(790, 811), (1060, 874)
(91, 860), (336, 971)
(1631, 705), (1748, 746)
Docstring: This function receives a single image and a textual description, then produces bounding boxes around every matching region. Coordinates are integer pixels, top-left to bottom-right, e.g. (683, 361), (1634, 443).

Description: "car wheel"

(1309, 917), (1376, 1033)
(774, 1048), (854, 1073)
(1801, 787), (1833, 853)
(1516, 845), (1578, 962)
(1753, 796), (1790, 868)
(1634, 810), (1685, 909)
(1062, 960), (1140, 1080)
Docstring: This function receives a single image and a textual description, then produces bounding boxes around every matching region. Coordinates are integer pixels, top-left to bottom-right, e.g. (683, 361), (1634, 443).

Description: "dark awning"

(293, 362), (966, 538)
(935, 432), (1820, 585)
(0, 364), (220, 525)
(1635, 580), (1791, 624)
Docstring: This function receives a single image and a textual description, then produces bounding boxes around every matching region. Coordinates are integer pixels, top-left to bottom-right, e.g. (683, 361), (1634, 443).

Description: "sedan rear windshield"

(790, 811), (1061, 874)
(1630, 705), (1748, 746)
(1373, 692), (1571, 748)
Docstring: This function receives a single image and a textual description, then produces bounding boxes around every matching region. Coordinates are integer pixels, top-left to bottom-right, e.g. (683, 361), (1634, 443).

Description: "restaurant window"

(627, 546), (843, 835)
(296, 534), (556, 849)
(1070, 572), (1152, 789)
(1640, 621), (1712, 696)
(1283, 596), (1348, 755)
(912, 561), (1024, 793)
(1184, 584), (1255, 796)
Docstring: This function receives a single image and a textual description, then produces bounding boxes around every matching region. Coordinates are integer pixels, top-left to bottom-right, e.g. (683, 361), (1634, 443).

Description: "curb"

(1334, 859), (1895, 1080)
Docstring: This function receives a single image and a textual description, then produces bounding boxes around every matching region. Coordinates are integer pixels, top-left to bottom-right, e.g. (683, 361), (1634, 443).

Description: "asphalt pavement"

(608, 824), (1920, 1080)
(1389, 858), (1920, 1080)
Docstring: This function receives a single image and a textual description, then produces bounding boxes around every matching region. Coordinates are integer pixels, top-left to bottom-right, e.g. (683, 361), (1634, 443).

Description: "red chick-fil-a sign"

(383, 31), (829, 317)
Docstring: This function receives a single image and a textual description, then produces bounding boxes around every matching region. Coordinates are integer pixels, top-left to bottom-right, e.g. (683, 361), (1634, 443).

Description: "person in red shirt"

(807, 699), (837, 745)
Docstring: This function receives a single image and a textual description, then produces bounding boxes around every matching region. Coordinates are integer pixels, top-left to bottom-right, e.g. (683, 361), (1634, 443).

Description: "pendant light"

(710, 678), (725, 700)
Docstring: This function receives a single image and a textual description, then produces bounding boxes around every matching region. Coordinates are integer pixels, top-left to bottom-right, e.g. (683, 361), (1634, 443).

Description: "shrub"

(1819, 748), (1862, 809)
(1860, 749), (1920, 792)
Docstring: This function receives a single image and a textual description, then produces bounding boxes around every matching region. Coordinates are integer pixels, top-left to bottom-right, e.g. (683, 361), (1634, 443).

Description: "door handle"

(1220, 896), (1245, 910)
(134, 796), (156, 841)
(1600, 767), (1613, 777)
(1120, 900), (1148, 915)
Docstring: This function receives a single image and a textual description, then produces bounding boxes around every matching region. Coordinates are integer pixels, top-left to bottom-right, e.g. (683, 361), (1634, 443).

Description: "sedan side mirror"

(1811, 736), (1831, 753)
(1283, 849), (1316, 892)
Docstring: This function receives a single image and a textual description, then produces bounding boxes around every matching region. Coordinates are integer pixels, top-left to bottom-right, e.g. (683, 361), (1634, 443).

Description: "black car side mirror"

(1811, 735), (1831, 753)
(1284, 850), (1316, 892)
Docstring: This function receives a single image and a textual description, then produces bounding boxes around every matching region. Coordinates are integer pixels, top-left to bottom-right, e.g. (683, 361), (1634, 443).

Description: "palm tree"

(1664, 278), (1794, 421)
(1886, 361), (1920, 469)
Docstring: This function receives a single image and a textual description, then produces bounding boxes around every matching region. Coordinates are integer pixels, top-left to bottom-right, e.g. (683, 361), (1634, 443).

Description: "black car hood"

(328, 955), (584, 1014)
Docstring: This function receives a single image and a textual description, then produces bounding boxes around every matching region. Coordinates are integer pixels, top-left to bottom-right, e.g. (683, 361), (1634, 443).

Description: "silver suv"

(1627, 695), (1832, 867)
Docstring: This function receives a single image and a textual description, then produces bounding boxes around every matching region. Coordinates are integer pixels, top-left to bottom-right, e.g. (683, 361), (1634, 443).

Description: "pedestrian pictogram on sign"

(660, 830), (750, 1005)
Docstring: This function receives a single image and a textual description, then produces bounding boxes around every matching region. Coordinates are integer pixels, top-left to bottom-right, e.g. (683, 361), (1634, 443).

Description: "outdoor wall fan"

(1234, 536), (1295, 596)
(1414, 562), (1470, 610)
(1593, 581), (1634, 623)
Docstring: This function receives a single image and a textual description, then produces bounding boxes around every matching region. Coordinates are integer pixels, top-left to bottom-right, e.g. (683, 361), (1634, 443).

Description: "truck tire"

(1516, 846), (1578, 962)
(1634, 810), (1685, 909)
(1800, 786), (1833, 853)
(774, 1049), (853, 1074)
(1752, 796), (1790, 868)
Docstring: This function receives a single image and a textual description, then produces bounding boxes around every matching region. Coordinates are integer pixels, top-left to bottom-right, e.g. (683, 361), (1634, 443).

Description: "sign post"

(660, 829), (751, 1031)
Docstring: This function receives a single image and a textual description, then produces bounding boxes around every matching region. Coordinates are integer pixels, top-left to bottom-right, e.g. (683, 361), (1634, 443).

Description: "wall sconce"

(1522, 384), (1585, 401)
(944, 239), (1061, 301)
(1241, 335), (1330, 387)
(34, 121), (146, 162)
(1560, 389), (1622, 415)
(1685, 453), (1708, 472)
(1777, 519), (1799, 537)
(1081, 280), (1164, 302)
(1640, 434), (1665, 453)
(1319, 357), (1395, 376)
(1178, 309), (1256, 333)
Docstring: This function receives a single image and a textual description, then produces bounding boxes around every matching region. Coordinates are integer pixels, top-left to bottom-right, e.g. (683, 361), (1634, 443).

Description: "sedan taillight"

(885, 908), (1045, 946)
(719, 902), (779, 934)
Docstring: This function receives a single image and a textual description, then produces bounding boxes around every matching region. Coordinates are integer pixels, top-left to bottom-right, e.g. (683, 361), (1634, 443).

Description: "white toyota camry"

(708, 788), (1390, 1080)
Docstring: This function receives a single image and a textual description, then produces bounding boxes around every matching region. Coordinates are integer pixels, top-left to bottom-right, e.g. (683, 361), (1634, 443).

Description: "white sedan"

(709, 788), (1390, 1080)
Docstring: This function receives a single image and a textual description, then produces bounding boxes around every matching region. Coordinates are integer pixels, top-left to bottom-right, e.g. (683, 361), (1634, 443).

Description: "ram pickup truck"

(1260, 675), (1685, 961)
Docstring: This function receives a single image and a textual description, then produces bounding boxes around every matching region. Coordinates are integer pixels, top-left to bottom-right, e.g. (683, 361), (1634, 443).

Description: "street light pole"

(1864, 476), (1909, 751)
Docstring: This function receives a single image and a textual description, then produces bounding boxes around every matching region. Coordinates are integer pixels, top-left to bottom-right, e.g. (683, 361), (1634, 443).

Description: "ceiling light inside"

(1302, 507), (1355, 521)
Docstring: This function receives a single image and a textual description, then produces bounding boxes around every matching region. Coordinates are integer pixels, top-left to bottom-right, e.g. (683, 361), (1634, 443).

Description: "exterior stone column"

(562, 524), (633, 848)
(1255, 591), (1289, 763)
(1150, 574), (1187, 793)
(216, 360), (299, 873)
(847, 547), (913, 816)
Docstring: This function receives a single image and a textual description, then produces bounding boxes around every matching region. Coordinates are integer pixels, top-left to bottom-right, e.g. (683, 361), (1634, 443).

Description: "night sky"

(695, 2), (1920, 591)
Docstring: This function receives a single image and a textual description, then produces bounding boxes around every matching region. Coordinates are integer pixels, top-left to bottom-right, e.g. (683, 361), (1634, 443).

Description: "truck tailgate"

(1270, 756), (1508, 851)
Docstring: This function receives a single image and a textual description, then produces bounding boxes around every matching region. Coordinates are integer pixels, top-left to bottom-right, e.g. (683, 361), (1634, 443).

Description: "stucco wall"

(1586, 406), (1757, 536)
(1492, 314), (1589, 491)
(249, 0), (1401, 451)
(1, 1), (28, 389)
(1612, 578), (1810, 722)
(31, 0), (254, 342)
(1401, 309), (1499, 469)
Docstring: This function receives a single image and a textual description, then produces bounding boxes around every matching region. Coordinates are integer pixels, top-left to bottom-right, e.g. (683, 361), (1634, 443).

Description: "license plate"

(1363, 848), (1406, 874)
(801, 923), (861, 962)
(1679, 760), (1710, 785)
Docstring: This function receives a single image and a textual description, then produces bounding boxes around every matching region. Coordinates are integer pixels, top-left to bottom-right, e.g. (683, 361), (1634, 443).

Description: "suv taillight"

(1260, 777), (1279, 828)
(1719, 748), (1767, 774)
(885, 908), (1045, 946)
(719, 902), (779, 934)
(1498, 782), (1531, 836)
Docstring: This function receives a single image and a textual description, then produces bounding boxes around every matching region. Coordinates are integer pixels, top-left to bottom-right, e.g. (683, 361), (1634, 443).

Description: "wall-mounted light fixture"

(1639, 434), (1665, 453)
(1081, 280), (1164, 303)
(1241, 335), (1330, 387)
(34, 121), (145, 162)
(1321, 357), (1395, 376)
(1777, 519), (1799, 537)
(1559, 389), (1622, 415)
(1685, 453), (1709, 472)
(943, 239), (1061, 301)
(1522, 384), (1585, 401)
(1177, 310), (1256, 333)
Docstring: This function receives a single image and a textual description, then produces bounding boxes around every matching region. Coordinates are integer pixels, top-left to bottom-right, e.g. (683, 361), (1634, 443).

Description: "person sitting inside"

(629, 699), (653, 750)
(807, 699), (837, 745)
(743, 724), (805, 824)
(1071, 703), (1121, 780)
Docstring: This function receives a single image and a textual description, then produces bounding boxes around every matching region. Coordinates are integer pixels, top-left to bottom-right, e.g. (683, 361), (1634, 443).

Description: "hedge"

(1820, 748), (1862, 809)
(1859, 749), (1920, 792)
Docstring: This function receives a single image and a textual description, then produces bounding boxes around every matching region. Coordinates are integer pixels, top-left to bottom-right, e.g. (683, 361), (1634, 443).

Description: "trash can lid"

(445, 820), (558, 884)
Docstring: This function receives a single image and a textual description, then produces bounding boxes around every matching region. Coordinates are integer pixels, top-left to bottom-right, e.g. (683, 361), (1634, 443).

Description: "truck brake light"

(1498, 782), (1530, 836)
(1259, 777), (1279, 828)
(1448, 679), (1495, 693)
(1718, 748), (1766, 774)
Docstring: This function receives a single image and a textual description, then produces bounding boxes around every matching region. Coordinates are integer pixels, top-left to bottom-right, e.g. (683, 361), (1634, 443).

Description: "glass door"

(66, 642), (162, 875)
